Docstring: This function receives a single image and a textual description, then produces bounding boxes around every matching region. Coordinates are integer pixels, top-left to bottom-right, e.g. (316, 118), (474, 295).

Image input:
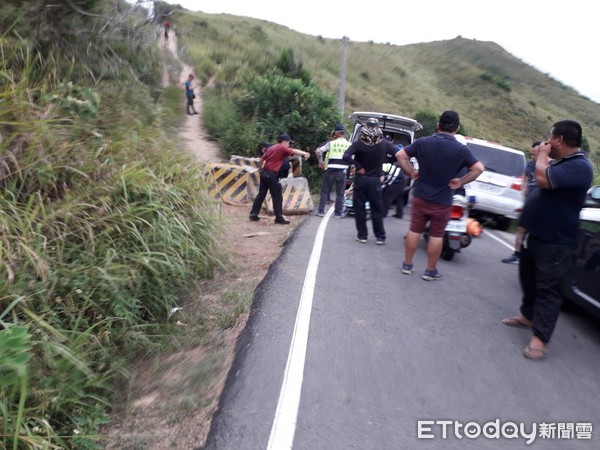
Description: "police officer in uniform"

(381, 160), (407, 218)
(315, 124), (350, 217)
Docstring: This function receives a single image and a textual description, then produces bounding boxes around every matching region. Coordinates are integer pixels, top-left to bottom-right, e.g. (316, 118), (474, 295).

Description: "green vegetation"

(2, 1), (600, 448)
(0, 2), (226, 448)
(173, 10), (600, 171)
(480, 71), (512, 92)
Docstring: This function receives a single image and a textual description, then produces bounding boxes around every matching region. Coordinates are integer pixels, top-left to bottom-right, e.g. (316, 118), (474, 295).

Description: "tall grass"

(0, 23), (226, 450)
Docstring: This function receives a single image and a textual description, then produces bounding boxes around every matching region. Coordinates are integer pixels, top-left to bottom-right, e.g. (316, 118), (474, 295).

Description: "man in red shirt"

(249, 134), (310, 224)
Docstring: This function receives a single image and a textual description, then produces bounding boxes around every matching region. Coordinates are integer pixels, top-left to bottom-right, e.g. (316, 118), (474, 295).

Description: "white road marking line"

(483, 228), (514, 250)
(267, 207), (333, 450)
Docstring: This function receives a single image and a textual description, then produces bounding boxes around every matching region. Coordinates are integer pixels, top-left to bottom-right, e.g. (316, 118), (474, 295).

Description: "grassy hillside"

(171, 8), (600, 168)
(0, 2), (228, 448)
(1, 2), (598, 447)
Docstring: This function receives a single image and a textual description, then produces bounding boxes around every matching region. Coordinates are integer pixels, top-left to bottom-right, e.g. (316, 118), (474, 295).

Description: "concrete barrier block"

(265, 177), (313, 215)
(205, 163), (250, 205)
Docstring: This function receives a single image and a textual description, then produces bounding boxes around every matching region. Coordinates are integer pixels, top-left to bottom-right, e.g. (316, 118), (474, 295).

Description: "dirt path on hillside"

(103, 29), (306, 449)
(162, 30), (221, 163)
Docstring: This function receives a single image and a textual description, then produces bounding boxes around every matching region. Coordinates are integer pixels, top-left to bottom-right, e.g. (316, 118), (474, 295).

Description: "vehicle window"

(466, 143), (525, 177)
(395, 134), (411, 148)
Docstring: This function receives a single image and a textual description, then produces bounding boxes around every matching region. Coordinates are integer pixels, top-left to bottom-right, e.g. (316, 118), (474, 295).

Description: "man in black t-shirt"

(502, 120), (593, 360)
(343, 118), (397, 245)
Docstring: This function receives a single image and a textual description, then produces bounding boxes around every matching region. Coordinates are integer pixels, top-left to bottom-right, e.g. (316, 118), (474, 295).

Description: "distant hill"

(171, 7), (600, 166)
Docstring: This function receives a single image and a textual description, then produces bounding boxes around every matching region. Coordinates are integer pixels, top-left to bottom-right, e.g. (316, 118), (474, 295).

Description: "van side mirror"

(586, 185), (600, 206)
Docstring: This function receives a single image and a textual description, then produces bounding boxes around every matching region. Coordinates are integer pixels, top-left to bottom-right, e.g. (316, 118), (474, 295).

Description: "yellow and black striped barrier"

(290, 156), (302, 177)
(229, 155), (261, 169)
(230, 154), (302, 177)
(205, 163), (252, 205)
(245, 167), (260, 200)
(265, 177), (313, 215)
(205, 162), (312, 211)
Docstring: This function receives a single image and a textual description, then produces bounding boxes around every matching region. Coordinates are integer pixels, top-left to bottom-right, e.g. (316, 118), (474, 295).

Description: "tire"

(403, 190), (410, 206)
(494, 217), (512, 231)
(441, 247), (455, 261)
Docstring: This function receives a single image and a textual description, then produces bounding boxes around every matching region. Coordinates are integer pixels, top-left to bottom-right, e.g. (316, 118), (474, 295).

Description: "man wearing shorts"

(396, 111), (484, 280)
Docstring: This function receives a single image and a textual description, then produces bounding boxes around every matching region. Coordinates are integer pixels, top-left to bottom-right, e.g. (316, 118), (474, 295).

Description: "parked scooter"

(424, 194), (475, 261)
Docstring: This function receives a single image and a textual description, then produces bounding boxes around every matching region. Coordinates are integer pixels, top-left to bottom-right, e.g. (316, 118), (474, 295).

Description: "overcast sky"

(161, 0), (600, 104)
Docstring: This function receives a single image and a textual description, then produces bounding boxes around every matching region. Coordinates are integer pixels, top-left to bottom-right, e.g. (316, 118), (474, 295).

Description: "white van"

(348, 111), (423, 147)
(460, 136), (527, 230)
(348, 111), (423, 202)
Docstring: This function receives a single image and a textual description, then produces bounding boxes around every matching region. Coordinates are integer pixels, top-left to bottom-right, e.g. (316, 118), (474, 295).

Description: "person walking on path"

(342, 118), (398, 245)
(315, 124), (350, 218)
(164, 20), (171, 40)
(502, 120), (593, 360)
(249, 134), (310, 224)
(184, 74), (198, 115)
(397, 111), (484, 280)
(501, 140), (542, 264)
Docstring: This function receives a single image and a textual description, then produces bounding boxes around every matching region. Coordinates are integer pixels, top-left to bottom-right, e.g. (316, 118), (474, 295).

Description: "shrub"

(480, 71), (512, 92)
(495, 78), (512, 92)
(236, 73), (340, 151)
(414, 110), (439, 137)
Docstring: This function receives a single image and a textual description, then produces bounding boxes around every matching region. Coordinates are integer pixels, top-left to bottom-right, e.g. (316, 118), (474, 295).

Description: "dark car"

(561, 185), (600, 319)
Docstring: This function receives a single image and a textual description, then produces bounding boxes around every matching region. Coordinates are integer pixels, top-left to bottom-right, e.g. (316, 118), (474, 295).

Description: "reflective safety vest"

(324, 137), (350, 170)
(382, 163), (404, 186)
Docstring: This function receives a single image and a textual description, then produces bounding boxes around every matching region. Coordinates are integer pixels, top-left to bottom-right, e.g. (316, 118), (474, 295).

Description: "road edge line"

(267, 207), (333, 449)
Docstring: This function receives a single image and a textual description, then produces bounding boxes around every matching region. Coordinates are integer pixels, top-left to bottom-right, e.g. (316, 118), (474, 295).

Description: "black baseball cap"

(278, 133), (292, 142)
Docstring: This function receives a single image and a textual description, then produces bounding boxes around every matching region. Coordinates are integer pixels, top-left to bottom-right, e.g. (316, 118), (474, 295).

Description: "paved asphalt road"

(203, 206), (600, 450)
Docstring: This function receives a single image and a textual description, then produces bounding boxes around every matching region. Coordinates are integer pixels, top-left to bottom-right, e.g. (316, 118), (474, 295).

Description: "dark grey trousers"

(353, 175), (385, 240)
(519, 234), (577, 343)
(250, 170), (283, 220)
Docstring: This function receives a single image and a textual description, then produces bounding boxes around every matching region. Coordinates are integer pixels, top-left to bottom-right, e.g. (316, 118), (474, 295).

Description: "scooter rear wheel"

(441, 247), (455, 261)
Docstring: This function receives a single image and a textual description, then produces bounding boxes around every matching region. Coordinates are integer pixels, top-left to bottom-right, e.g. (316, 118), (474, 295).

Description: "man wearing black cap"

(397, 111), (484, 280)
(249, 133), (310, 224)
(315, 124), (350, 217)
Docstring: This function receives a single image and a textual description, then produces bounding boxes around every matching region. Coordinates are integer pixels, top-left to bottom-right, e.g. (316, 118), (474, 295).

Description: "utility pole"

(338, 36), (348, 118)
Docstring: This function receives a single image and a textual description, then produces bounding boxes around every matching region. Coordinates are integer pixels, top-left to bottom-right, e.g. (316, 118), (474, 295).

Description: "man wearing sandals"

(503, 120), (593, 360)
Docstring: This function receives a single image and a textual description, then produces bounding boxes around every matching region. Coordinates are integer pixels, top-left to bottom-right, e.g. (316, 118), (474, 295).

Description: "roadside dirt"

(102, 30), (306, 449)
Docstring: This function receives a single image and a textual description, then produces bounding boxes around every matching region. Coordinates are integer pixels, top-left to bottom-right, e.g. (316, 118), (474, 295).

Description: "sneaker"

(334, 212), (344, 218)
(376, 238), (386, 245)
(502, 253), (520, 264)
(316, 211), (325, 217)
(401, 263), (414, 274)
(274, 218), (290, 225)
(422, 269), (442, 281)
(355, 236), (367, 243)
(249, 214), (260, 222)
